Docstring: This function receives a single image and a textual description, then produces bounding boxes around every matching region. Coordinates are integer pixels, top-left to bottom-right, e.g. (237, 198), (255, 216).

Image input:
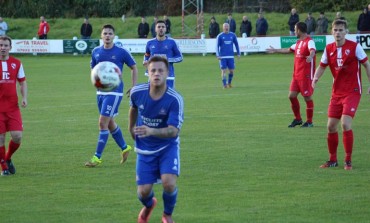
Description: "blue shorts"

(136, 146), (180, 185)
(219, 58), (235, 70)
(97, 94), (122, 117)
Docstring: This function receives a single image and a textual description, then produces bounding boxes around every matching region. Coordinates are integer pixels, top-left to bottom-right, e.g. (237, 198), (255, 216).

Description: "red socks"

(0, 146), (6, 170)
(5, 140), (20, 161)
(343, 130), (353, 162)
(290, 97), (301, 120)
(327, 132), (339, 161)
(305, 100), (314, 123)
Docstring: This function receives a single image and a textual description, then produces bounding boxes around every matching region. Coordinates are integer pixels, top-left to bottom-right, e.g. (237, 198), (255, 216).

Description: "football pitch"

(1, 53), (370, 222)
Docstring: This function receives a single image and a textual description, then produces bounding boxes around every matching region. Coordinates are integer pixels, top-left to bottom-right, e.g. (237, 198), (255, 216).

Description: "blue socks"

(139, 190), (155, 208)
(163, 188), (178, 215)
(228, 73), (234, 85)
(110, 126), (128, 150)
(94, 130), (109, 158)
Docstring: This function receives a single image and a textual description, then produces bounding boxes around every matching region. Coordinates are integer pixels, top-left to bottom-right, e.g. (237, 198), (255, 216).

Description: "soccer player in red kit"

(312, 19), (370, 170)
(267, 22), (316, 128)
(0, 36), (28, 176)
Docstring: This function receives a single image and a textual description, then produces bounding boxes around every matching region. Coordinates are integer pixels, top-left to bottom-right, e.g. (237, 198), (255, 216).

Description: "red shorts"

(0, 110), (23, 133)
(328, 94), (361, 119)
(289, 78), (314, 97)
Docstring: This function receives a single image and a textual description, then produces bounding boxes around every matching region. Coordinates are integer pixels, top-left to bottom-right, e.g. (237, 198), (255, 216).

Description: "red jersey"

(0, 56), (26, 112)
(38, 21), (50, 36)
(290, 37), (316, 81)
(320, 40), (368, 96)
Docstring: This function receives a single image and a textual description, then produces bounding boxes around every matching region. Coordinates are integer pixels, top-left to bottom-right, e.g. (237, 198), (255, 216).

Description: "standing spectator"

(316, 12), (329, 35)
(38, 16), (50, 39)
(163, 15), (171, 36)
(240, 15), (252, 37)
(305, 12), (317, 35)
(144, 20), (183, 88)
(209, 16), (220, 38)
(225, 13), (236, 33)
(0, 17), (8, 36)
(130, 56), (184, 223)
(267, 22), (316, 128)
(312, 19), (370, 170)
(216, 23), (240, 88)
(80, 17), (93, 39)
(256, 12), (268, 36)
(288, 8), (299, 36)
(150, 16), (158, 38)
(85, 24), (138, 167)
(335, 11), (345, 20)
(138, 16), (150, 38)
(357, 8), (370, 33)
(0, 35), (28, 176)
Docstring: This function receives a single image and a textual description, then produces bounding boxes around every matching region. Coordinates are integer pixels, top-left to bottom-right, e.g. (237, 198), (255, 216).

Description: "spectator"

(240, 15), (252, 37)
(163, 15), (171, 36)
(138, 16), (150, 38)
(209, 16), (220, 38)
(305, 12), (317, 35)
(256, 12), (268, 36)
(38, 16), (50, 39)
(335, 11), (345, 20)
(80, 17), (93, 39)
(288, 8), (299, 36)
(357, 8), (370, 33)
(316, 12), (329, 35)
(150, 16), (158, 38)
(225, 13), (236, 33)
(0, 17), (8, 36)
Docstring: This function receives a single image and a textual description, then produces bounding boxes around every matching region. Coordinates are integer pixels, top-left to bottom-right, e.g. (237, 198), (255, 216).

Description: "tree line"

(0, 0), (368, 18)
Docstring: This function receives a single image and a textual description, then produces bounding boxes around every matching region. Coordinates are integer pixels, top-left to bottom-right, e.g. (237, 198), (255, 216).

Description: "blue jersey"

(144, 37), (183, 78)
(130, 83), (184, 154)
(91, 45), (136, 95)
(216, 32), (240, 58)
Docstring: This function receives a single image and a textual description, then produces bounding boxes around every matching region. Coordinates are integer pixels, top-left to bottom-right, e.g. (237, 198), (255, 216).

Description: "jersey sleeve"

(168, 41), (183, 63)
(233, 34), (240, 55)
(290, 43), (296, 52)
(167, 94), (184, 130)
(356, 43), (368, 63)
(308, 39), (316, 51)
(17, 63), (26, 82)
(320, 47), (329, 67)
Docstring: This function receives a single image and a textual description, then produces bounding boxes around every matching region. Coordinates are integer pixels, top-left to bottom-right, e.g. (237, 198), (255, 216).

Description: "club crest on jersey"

(139, 104), (144, 110)
(345, 49), (350, 55)
(159, 108), (167, 115)
(11, 63), (16, 69)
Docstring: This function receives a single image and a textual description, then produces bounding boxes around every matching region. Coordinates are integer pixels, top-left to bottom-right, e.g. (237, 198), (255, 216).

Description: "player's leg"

(137, 154), (158, 223)
(4, 109), (23, 174)
(340, 94), (360, 170)
(85, 95), (112, 167)
(227, 58), (235, 88)
(160, 146), (180, 222)
(109, 119), (132, 164)
(0, 132), (9, 175)
(301, 79), (314, 127)
(288, 79), (303, 127)
(219, 59), (228, 88)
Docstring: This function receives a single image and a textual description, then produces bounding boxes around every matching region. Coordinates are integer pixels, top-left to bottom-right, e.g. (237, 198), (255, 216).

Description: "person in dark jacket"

(256, 12), (268, 36)
(240, 15), (252, 37)
(80, 18), (93, 39)
(138, 17), (150, 38)
(357, 8), (370, 33)
(150, 16), (158, 38)
(288, 8), (299, 36)
(209, 17), (220, 38)
(225, 13), (236, 33)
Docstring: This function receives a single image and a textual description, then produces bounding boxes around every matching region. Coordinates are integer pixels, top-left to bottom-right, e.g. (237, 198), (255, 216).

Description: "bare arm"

(312, 65), (326, 89)
(266, 46), (291, 54)
(126, 65), (138, 97)
(306, 49), (316, 63)
(361, 60), (370, 94)
(19, 81), (28, 108)
(134, 125), (179, 139)
(128, 106), (138, 140)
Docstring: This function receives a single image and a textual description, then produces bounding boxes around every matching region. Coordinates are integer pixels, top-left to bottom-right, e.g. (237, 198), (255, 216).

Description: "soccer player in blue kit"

(85, 24), (138, 167)
(143, 20), (183, 88)
(129, 56), (184, 223)
(216, 22), (241, 88)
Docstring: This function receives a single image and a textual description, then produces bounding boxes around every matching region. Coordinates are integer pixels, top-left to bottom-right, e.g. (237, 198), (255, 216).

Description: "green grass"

(1, 53), (370, 222)
(4, 11), (363, 39)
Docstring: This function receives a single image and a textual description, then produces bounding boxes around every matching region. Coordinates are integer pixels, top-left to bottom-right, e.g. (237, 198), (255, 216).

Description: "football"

(91, 61), (122, 92)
